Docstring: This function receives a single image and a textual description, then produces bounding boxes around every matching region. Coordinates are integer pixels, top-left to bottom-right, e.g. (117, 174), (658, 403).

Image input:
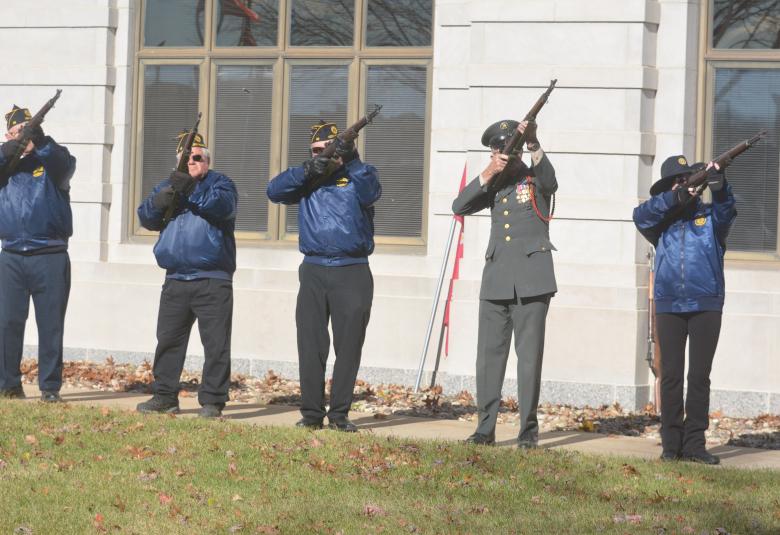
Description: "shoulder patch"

(335, 177), (349, 187)
(32, 166), (44, 178)
(694, 216), (706, 226)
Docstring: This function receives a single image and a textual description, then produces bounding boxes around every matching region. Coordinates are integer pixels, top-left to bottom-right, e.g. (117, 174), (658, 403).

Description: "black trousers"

(656, 311), (722, 455)
(151, 278), (233, 406)
(296, 262), (373, 420)
(0, 251), (70, 392)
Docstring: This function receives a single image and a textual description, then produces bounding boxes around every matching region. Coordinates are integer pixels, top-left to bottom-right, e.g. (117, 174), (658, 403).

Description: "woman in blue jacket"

(633, 155), (736, 465)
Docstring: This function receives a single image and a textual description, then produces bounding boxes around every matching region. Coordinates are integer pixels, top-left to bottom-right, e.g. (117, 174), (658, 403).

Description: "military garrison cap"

(310, 120), (338, 143)
(5, 105), (32, 131)
(175, 131), (206, 153)
(481, 119), (519, 148)
(650, 155), (697, 195)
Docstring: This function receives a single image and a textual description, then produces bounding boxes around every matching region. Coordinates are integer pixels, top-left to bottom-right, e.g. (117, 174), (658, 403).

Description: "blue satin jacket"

(0, 137), (76, 253)
(138, 170), (238, 281)
(267, 158), (381, 266)
(633, 185), (737, 313)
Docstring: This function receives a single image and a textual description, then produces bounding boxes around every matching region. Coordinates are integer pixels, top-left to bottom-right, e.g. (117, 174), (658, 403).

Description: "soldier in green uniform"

(453, 119), (557, 447)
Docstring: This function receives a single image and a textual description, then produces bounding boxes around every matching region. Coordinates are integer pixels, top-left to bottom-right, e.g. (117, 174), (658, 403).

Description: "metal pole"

(414, 217), (458, 391)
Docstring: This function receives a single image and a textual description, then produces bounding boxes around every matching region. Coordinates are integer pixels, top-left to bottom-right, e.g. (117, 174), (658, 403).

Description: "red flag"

(443, 162), (467, 356)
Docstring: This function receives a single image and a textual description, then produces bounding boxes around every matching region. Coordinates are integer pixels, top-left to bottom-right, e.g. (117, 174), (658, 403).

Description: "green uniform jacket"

(452, 152), (558, 300)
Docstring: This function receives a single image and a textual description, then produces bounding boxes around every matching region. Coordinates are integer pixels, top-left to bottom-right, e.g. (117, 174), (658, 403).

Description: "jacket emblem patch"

(32, 166), (44, 178)
(335, 177), (349, 187)
(694, 216), (706, 226)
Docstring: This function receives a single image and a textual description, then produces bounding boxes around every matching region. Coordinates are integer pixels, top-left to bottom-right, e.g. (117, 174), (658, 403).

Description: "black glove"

(152, 186), (176, 210)
(334, 136), (356, 162)
(1, 139), (22, 159)
(22, 124), (46, 148)
(524, 120), (539, 150)
(169, 170), (195, 196)
(675, 186), (692, 204)
(303, 156), (330, 181)
(706, 168), (726, 193)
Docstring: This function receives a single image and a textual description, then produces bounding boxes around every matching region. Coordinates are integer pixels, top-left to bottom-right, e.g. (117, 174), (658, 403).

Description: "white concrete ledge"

(0, 66), (116, 87)
(463, 65), (658, 90)
(0, 3), (117, 28)
(466, 0), (660, 23)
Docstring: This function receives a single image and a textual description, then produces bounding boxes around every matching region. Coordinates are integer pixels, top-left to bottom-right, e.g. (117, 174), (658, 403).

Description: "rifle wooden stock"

(683, 129), (767, 191)
(162, 112), (202, 226)
(1, 89), (62, 178)
(490, 79), (557, 192)
(307, 104), (382, 191)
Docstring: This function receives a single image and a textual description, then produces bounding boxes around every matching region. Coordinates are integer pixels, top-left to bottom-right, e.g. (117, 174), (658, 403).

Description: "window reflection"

(713, 0), (780, 49)
(366, 0), (432, 47)
(144, 0), (205, 47)
(713, 68), (779, 252)
(290, 0), (354, 47)
(215, 0), (278, 47)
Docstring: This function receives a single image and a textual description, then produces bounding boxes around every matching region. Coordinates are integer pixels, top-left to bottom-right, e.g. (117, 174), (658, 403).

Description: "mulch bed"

(19, 358), (780, 450)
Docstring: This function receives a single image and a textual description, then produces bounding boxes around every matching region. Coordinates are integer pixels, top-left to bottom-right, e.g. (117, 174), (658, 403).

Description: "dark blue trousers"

(0, 251), (70, 391)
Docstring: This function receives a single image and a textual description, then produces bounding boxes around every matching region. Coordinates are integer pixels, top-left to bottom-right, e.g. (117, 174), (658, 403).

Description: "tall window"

(133, 0), (433, 244)
(703, 1), (780, 257)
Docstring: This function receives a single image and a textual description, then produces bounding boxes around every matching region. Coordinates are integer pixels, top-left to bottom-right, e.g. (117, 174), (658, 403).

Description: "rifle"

(306, 104), (382, 191)
(1, 89), (62, 179)
(646, 248), (662, 413)
(163, 112), (202, 226)
(682, 129), (767, 193)
(490, 79), (557, 192)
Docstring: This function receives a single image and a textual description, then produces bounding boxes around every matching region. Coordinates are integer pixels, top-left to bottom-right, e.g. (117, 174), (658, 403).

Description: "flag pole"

(414, 162), (468, 392)
(414, 217), (457, 392)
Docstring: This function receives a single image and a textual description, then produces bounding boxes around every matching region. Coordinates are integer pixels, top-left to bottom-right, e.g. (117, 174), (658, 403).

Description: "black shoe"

(40, 390), (62, 403)
(517, 439), (538, 450)
(199, 403), (224, 418)
(328, 417), (358, 432)
(136, 395), (180, 414)
(660, 450), (680, 462)
(681, 450), (720, 465)
(465, 432), (496, 446)
(295, 417), (324, 430)
(0, 385), (25, 399)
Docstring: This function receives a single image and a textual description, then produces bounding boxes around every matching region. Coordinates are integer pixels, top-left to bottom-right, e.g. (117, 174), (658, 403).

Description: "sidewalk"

(24, 385), (780, 470)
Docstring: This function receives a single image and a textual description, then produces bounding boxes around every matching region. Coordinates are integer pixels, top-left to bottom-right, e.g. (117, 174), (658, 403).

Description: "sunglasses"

(311, 147), (324, 155)
(488, 134), (511, 152)
(189, 154), (204, 162)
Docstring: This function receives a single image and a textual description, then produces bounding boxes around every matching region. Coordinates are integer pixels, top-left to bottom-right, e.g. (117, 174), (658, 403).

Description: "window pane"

(144, 0), (205, 47)
(366, 0), (432, 47)
(215, 65), (274, 233)
(712, 67), (779, 252)
(141, 65), (200, 202)
(289, 0), (354, 46)
(712, 0), (780, 49)
(284, 65), (349, 233)
(364, 65), (427, 237)
(215, 0), (279, 47)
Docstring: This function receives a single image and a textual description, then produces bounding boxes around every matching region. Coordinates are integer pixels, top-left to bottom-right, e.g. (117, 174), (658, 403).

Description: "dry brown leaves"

(18, 358), (780, 450)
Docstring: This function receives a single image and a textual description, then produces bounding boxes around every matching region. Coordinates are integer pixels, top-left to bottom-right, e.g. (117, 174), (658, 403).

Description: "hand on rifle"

(705, 161), (725, 192)
(303, 155), (330, 181)
(480, 153), (509, 185)
(169, 170), (196, 196)
(152, 186), (176, 210)
(672, 181), (699, 204)
(1, 140), (22, 159)
(520, 120), (540, 151)
(334, 136), (357, 164)
(21, 124), (46, 148)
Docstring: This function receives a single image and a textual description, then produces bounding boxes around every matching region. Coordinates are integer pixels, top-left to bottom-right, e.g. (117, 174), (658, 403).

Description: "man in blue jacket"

(267, 120), (381, 432)
(0, 104), (76, 402)
(633, 155), (736, 465)
(137, 133), (238, 418)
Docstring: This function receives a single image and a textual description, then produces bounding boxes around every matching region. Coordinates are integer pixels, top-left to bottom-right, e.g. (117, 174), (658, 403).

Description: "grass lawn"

(0, 401), (778, 534)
